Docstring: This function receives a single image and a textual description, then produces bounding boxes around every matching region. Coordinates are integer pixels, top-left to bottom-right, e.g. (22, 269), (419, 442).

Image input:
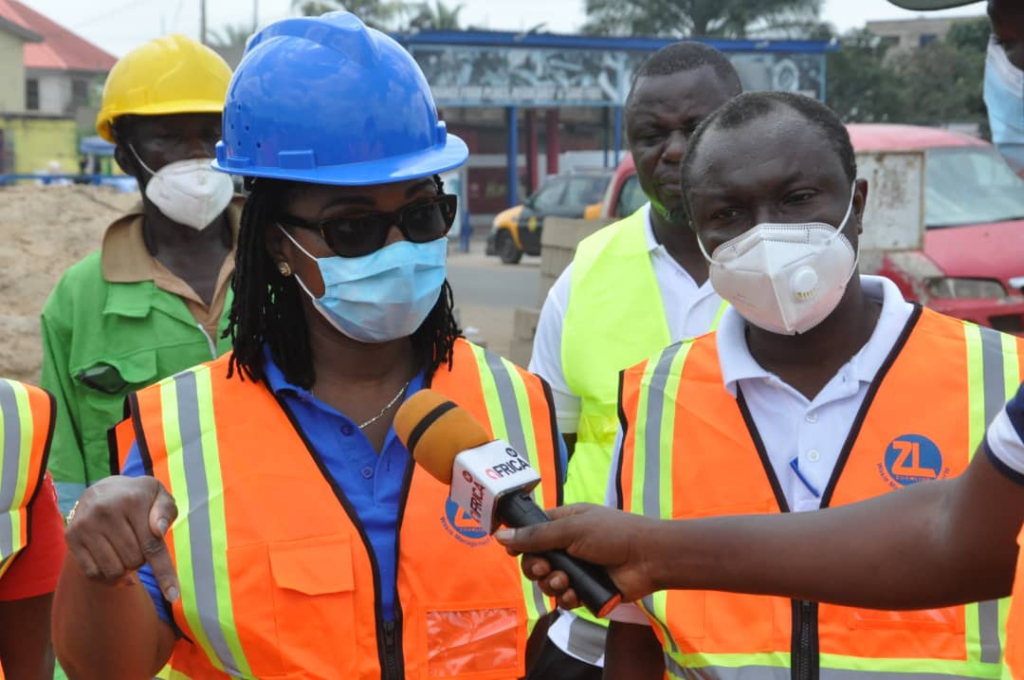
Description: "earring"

(277, 262), (292, 277)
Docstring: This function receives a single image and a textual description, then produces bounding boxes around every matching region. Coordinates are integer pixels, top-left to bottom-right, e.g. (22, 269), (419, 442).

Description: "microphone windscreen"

(394, 389), (491, 485)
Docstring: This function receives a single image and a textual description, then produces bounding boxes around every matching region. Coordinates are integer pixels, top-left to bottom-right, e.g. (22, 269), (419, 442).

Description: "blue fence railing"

(0, 174), (137, 189)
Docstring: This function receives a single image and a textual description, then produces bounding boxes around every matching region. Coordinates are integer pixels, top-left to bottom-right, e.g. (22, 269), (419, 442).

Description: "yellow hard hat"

(96, 34), (232, 143)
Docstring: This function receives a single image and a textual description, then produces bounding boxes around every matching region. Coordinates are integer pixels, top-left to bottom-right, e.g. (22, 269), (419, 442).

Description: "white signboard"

(856, 150), (927, 253)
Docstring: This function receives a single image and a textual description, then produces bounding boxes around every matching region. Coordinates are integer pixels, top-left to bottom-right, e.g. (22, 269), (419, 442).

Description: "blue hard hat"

(213, 11), (468, 185)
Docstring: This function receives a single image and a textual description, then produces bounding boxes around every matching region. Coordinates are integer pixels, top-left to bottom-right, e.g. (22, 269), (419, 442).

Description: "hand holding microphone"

(394, 390), (623, 618)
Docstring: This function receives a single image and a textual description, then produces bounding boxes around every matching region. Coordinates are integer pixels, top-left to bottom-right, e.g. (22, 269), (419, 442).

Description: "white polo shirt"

(529, 203), (722, 433)
(607, 275), (914, 624)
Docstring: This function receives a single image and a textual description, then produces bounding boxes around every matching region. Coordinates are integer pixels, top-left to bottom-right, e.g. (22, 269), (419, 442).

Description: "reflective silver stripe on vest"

(642, 346), (679, 520)
(174, 371), (245, 677)
(979, 325), (1008, 665)
(666, 656), (981, 680)
(821, 671), (994, 679)
(565, 614), (606, 665)
(0, 380), (21, 562)
(664, 655), (790, 679)
(483, 350), (548, 617)
(638, 346), (686, 657)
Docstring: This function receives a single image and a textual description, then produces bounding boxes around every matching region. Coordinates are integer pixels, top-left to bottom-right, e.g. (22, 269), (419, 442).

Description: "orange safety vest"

(0, 379), (55, 581)
(113, 339), (561, 680)
(617, 307), (1024, 679)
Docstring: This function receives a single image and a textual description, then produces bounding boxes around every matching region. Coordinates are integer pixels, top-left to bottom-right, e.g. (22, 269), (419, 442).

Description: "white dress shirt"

(606, 275), (914, 624)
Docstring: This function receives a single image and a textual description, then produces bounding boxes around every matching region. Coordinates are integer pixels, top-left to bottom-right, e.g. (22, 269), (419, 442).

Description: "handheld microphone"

(394, 389), (623, 618)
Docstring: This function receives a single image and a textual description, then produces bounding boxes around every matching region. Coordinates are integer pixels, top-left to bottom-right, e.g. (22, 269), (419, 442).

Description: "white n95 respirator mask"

(699, 185), (859, 336)
(131, 146), (234, 230)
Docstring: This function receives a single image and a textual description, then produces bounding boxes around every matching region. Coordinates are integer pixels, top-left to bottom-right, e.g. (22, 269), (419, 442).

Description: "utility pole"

(253, 0), (259, 32)
(200, 0), (207, 45)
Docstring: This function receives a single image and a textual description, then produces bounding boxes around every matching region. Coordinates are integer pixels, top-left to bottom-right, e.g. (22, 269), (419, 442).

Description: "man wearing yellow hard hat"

(41, 34), (241, 517)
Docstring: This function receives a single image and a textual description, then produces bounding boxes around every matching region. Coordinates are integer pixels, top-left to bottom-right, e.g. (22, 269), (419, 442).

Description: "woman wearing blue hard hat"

(52, 11), (565, 680)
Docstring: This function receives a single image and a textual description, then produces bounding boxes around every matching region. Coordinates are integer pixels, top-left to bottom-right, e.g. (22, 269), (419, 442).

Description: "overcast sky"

(21, 0), (988, 58)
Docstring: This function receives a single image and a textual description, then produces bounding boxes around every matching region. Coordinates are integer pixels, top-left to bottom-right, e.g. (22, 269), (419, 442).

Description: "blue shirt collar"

(261, 345), (425, 417)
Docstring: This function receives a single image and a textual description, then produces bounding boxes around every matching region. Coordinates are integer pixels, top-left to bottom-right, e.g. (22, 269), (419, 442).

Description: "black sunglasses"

(278, 194), (457, 258)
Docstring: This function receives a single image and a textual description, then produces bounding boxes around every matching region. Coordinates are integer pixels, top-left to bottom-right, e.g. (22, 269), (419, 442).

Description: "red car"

(598, 125), (1024, 333)
(850, 125), (1024, 333)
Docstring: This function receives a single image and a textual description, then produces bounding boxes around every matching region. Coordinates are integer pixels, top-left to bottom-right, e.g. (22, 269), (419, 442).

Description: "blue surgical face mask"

(280, 227), (448, 344)
(985, 37), (1024, 173)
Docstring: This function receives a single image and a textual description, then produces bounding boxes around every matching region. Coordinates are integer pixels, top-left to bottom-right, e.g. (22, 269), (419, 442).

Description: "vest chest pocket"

(668, 500), (779, 651)
(266, 535), (358, 678)
(406, 600), (524, 679)
(841, 605), (964, 633)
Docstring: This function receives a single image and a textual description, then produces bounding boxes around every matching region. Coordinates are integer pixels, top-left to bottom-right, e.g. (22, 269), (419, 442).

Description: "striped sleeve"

(984, 382), (1024, 485)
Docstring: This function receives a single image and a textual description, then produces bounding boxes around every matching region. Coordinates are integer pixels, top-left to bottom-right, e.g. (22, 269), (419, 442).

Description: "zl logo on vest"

(441, 498), (491, 547)
(878, 434), (950, 489)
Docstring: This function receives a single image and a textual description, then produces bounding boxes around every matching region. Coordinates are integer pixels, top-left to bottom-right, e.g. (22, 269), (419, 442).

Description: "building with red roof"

(0, 0), (115, 117)
(0, 4), (40, 113)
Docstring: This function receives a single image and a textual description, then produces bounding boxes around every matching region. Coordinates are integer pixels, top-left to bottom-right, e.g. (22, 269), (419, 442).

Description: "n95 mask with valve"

(699, 186), (859, 336)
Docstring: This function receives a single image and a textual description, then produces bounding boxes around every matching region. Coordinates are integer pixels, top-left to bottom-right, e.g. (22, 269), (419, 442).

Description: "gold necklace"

(358, 379), (412, 430)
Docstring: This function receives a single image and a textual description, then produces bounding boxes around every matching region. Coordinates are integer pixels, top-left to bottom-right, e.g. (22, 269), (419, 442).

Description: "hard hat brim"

(212, 135), (470, 186)
(96, 99), (226, 143)
(885, 0), (982, 8)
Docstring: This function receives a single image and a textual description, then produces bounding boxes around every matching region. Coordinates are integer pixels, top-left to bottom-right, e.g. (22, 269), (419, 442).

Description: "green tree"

(946, 16), (992, 54)
(207, 24), (252, 51)
(582, 0), (823, 38)
(405, 1), (464, 31)
(826, 29), (909, 123)
(207, 23), (254, 69)
(892, 36), (988, 127)
(824, 18), (990, 128)
(291, 0), (404, 30)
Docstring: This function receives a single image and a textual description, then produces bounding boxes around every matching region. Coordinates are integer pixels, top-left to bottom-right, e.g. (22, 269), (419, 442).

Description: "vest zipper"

(380, 461), (414, 680)
(381, 620), (401, 680)
(277, 395), (413, 680)
(792, 599), (819, 680)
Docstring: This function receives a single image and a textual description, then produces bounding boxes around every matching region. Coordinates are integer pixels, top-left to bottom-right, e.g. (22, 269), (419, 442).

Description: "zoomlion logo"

(878, 434), (950, 489)
(440, 498), (491, 547)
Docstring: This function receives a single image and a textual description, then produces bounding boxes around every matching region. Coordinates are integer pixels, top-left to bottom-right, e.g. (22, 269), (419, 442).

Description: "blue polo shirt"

(123, 351), (568, 626)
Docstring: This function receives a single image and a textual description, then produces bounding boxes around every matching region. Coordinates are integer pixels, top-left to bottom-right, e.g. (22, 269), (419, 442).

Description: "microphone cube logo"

(449, 439), (541, 535)
(484, 456), (530, 480)
(469, 479), (487, 518)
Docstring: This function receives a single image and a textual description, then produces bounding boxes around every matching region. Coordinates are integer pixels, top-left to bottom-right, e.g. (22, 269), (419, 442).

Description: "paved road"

(447, 248), (540, 309)
(446, 246), (543, 362)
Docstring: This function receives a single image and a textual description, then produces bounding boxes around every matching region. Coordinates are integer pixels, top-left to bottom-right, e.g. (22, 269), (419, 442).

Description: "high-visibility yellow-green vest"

(561, 207), (724, 643)
(562, 208), (666, 510)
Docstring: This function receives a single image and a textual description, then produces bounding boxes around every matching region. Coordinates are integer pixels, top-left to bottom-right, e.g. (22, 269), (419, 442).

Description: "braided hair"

(226, 175), (461, 388)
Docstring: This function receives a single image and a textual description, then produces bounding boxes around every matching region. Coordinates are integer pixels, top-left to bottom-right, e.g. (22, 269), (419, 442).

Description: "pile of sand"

(0, 184), (138, 383)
